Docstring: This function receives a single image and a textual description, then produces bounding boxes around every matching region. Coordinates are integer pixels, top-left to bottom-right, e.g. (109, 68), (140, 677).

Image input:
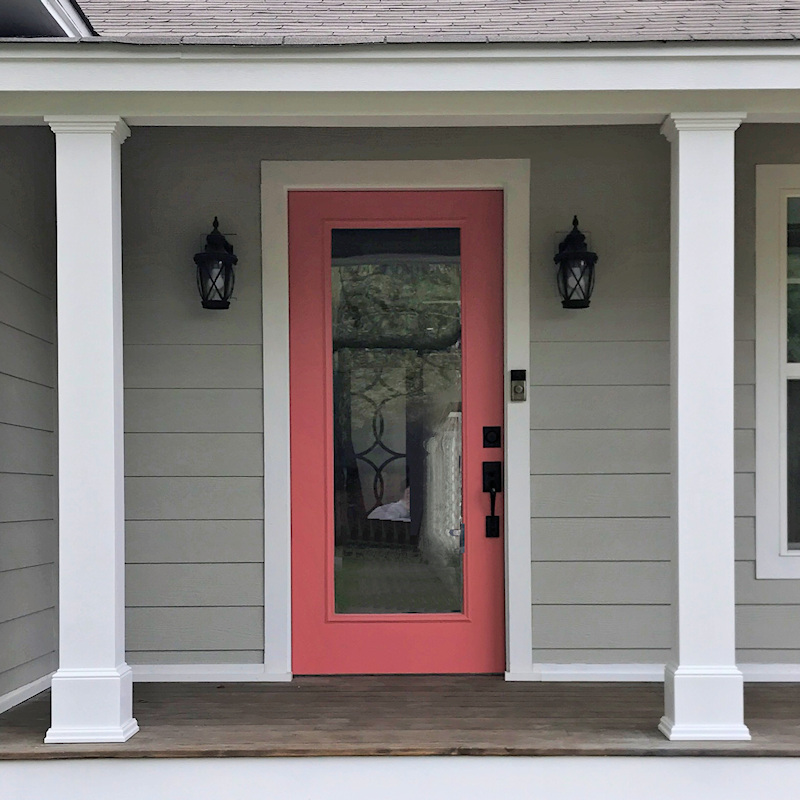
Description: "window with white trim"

(756, 166), (800, 577)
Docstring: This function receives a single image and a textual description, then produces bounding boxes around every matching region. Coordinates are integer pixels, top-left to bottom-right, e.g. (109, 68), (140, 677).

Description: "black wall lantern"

(194, 217), (237, 309)
(554, 216), (598, 309)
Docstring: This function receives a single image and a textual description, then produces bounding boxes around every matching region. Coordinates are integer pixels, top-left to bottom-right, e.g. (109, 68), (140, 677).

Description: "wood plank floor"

(2, 678), (800, 759)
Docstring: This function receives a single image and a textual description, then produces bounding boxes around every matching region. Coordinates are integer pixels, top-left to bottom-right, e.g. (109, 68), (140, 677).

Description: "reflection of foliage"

(789, 285), (800, 362)
(348, 348), (461, 431)
(332, 254), (463, 555)
(332, 255), (461, 350)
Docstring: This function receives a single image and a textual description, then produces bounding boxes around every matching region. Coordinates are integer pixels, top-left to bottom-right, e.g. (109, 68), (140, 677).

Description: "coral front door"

(289, 189), (505, 674)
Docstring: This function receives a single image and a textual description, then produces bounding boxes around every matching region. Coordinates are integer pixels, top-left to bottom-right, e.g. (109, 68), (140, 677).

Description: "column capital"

(46, 116), (130, 144)
(660, 112), (746, 142)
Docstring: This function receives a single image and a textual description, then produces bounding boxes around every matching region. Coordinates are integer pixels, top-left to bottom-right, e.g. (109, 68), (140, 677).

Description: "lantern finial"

(572, 215), (579, 228)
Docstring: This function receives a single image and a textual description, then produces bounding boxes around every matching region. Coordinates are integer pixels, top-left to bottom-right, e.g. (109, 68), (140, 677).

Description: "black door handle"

(483, 461), (503, 538)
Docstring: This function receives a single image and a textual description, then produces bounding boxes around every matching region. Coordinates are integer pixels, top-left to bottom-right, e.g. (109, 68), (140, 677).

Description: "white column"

(44, 117), (137, 743)
(659, 113), (749, 741)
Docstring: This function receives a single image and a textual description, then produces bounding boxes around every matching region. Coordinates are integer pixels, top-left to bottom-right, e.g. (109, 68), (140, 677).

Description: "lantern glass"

(557, 256), (595, 309)
(196, 256), (235, 309)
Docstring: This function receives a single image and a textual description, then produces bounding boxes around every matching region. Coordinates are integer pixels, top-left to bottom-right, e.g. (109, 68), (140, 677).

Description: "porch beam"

(659, 112), (750, 741)
(44, 115), (138, 744)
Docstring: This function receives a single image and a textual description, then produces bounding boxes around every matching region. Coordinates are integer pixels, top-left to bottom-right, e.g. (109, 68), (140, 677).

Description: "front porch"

(2, 678), (800, 759)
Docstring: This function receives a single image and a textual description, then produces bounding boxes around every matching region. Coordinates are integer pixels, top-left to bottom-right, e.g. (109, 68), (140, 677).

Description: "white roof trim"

(39, 0), (91, 38)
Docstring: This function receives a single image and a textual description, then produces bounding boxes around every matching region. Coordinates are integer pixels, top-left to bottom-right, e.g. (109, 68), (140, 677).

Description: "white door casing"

(261, 160), (532, 680)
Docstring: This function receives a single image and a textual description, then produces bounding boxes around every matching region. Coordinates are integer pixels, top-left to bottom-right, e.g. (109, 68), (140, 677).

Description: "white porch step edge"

(0, 673), (52, 715)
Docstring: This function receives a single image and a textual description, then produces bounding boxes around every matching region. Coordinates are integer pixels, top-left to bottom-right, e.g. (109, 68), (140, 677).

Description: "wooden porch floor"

(2, 678), (800, 759)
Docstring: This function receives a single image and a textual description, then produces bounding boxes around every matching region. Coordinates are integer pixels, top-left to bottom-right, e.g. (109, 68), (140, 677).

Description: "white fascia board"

(38, 0), (92, 38)
(5, 42), (800, 95)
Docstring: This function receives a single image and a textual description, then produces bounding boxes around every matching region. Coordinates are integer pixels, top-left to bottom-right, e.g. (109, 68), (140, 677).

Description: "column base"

(660, 662), (750, 741)
(45, 665), (139, 744)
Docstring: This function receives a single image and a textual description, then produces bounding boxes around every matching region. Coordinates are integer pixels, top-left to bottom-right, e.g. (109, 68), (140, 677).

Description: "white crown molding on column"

(39, 0), (93, 38)
(45, 116), (131, 143)
(660, 112), (747, 142)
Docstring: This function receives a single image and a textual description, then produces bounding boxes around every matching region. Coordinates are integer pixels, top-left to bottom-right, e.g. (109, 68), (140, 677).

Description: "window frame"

(755, 165), (800, 577)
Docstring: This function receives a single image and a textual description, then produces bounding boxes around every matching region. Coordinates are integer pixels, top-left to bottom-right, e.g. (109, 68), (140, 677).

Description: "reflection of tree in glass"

(332, 257), (461, 350)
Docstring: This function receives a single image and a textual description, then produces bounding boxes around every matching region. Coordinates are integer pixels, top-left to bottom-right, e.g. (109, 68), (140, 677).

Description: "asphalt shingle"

(73, 1), (800, 44)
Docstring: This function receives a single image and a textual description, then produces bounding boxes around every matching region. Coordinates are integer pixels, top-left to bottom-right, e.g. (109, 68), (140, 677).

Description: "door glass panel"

(331, 228), (463, 614)
(788, 198), (800, 279)
(789, 381), (800, 549)
(788, 199), (800, 361)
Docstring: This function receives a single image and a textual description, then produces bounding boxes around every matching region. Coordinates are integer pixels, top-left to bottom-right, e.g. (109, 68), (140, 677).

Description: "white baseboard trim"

(504, 670), (543, 681)
(132, 663), (800, 684)
(739, 663), (800, 681)
(532, 663), (664, 681)
(0, 672), (52, 714)
(132, 664), (293, 682)
(520, 663), (800, 682)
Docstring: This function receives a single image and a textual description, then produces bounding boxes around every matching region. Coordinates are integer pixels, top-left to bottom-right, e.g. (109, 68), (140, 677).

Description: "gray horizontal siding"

(0, 521), (57, 572)
(0, 425), (55, 476)
(530, 297), (754, 344)
(0, 608), (56, 674)
(0, 475), (55, 523)
(126, 521), (263, 564)
(125, 434), (263, 477)
(127, 650), (263, 665)
(0, 565), (56, 624)
(532, 518), (756, 563)
(534, 606), (671, 650)
(0, 323), (55, 388)
(530, 430), (754, 475)
(122, 148), (266, 664)
(126, 564), (263, 607)
(0, 271), (54, 344)
(530, 384), (754, 430)
(124, 345), (262, 389)
(0, 128), (57, 703)
(127, 607), (264, 652)
(0, 652), (56, 698)
(126, 477), (264, 521)
(124, 296), (262, 346)
(125, 389), (263, 433)
(529, 341), (753, 387)
(527, 128), (756, 660)
(532, 649), (670, 665)
(531, 475), (754, 519)
(0, 374), (54, 432)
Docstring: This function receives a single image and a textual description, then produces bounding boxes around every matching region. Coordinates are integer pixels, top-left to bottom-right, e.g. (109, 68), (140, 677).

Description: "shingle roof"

(73, 1), (800, 44)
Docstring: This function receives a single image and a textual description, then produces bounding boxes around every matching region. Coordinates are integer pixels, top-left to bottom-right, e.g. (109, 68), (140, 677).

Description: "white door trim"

(260, 160), (532, 679)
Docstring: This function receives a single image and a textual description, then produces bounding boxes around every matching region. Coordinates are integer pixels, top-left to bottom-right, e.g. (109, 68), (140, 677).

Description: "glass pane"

(788, 198), (800, 279)
(331, 228), (464, 614)
(788, 285), (800, 362)
(789, 381), (800, 549)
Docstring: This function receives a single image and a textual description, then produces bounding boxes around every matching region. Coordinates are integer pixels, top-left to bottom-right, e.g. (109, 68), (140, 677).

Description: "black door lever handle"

(483, 462), (502, 538)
